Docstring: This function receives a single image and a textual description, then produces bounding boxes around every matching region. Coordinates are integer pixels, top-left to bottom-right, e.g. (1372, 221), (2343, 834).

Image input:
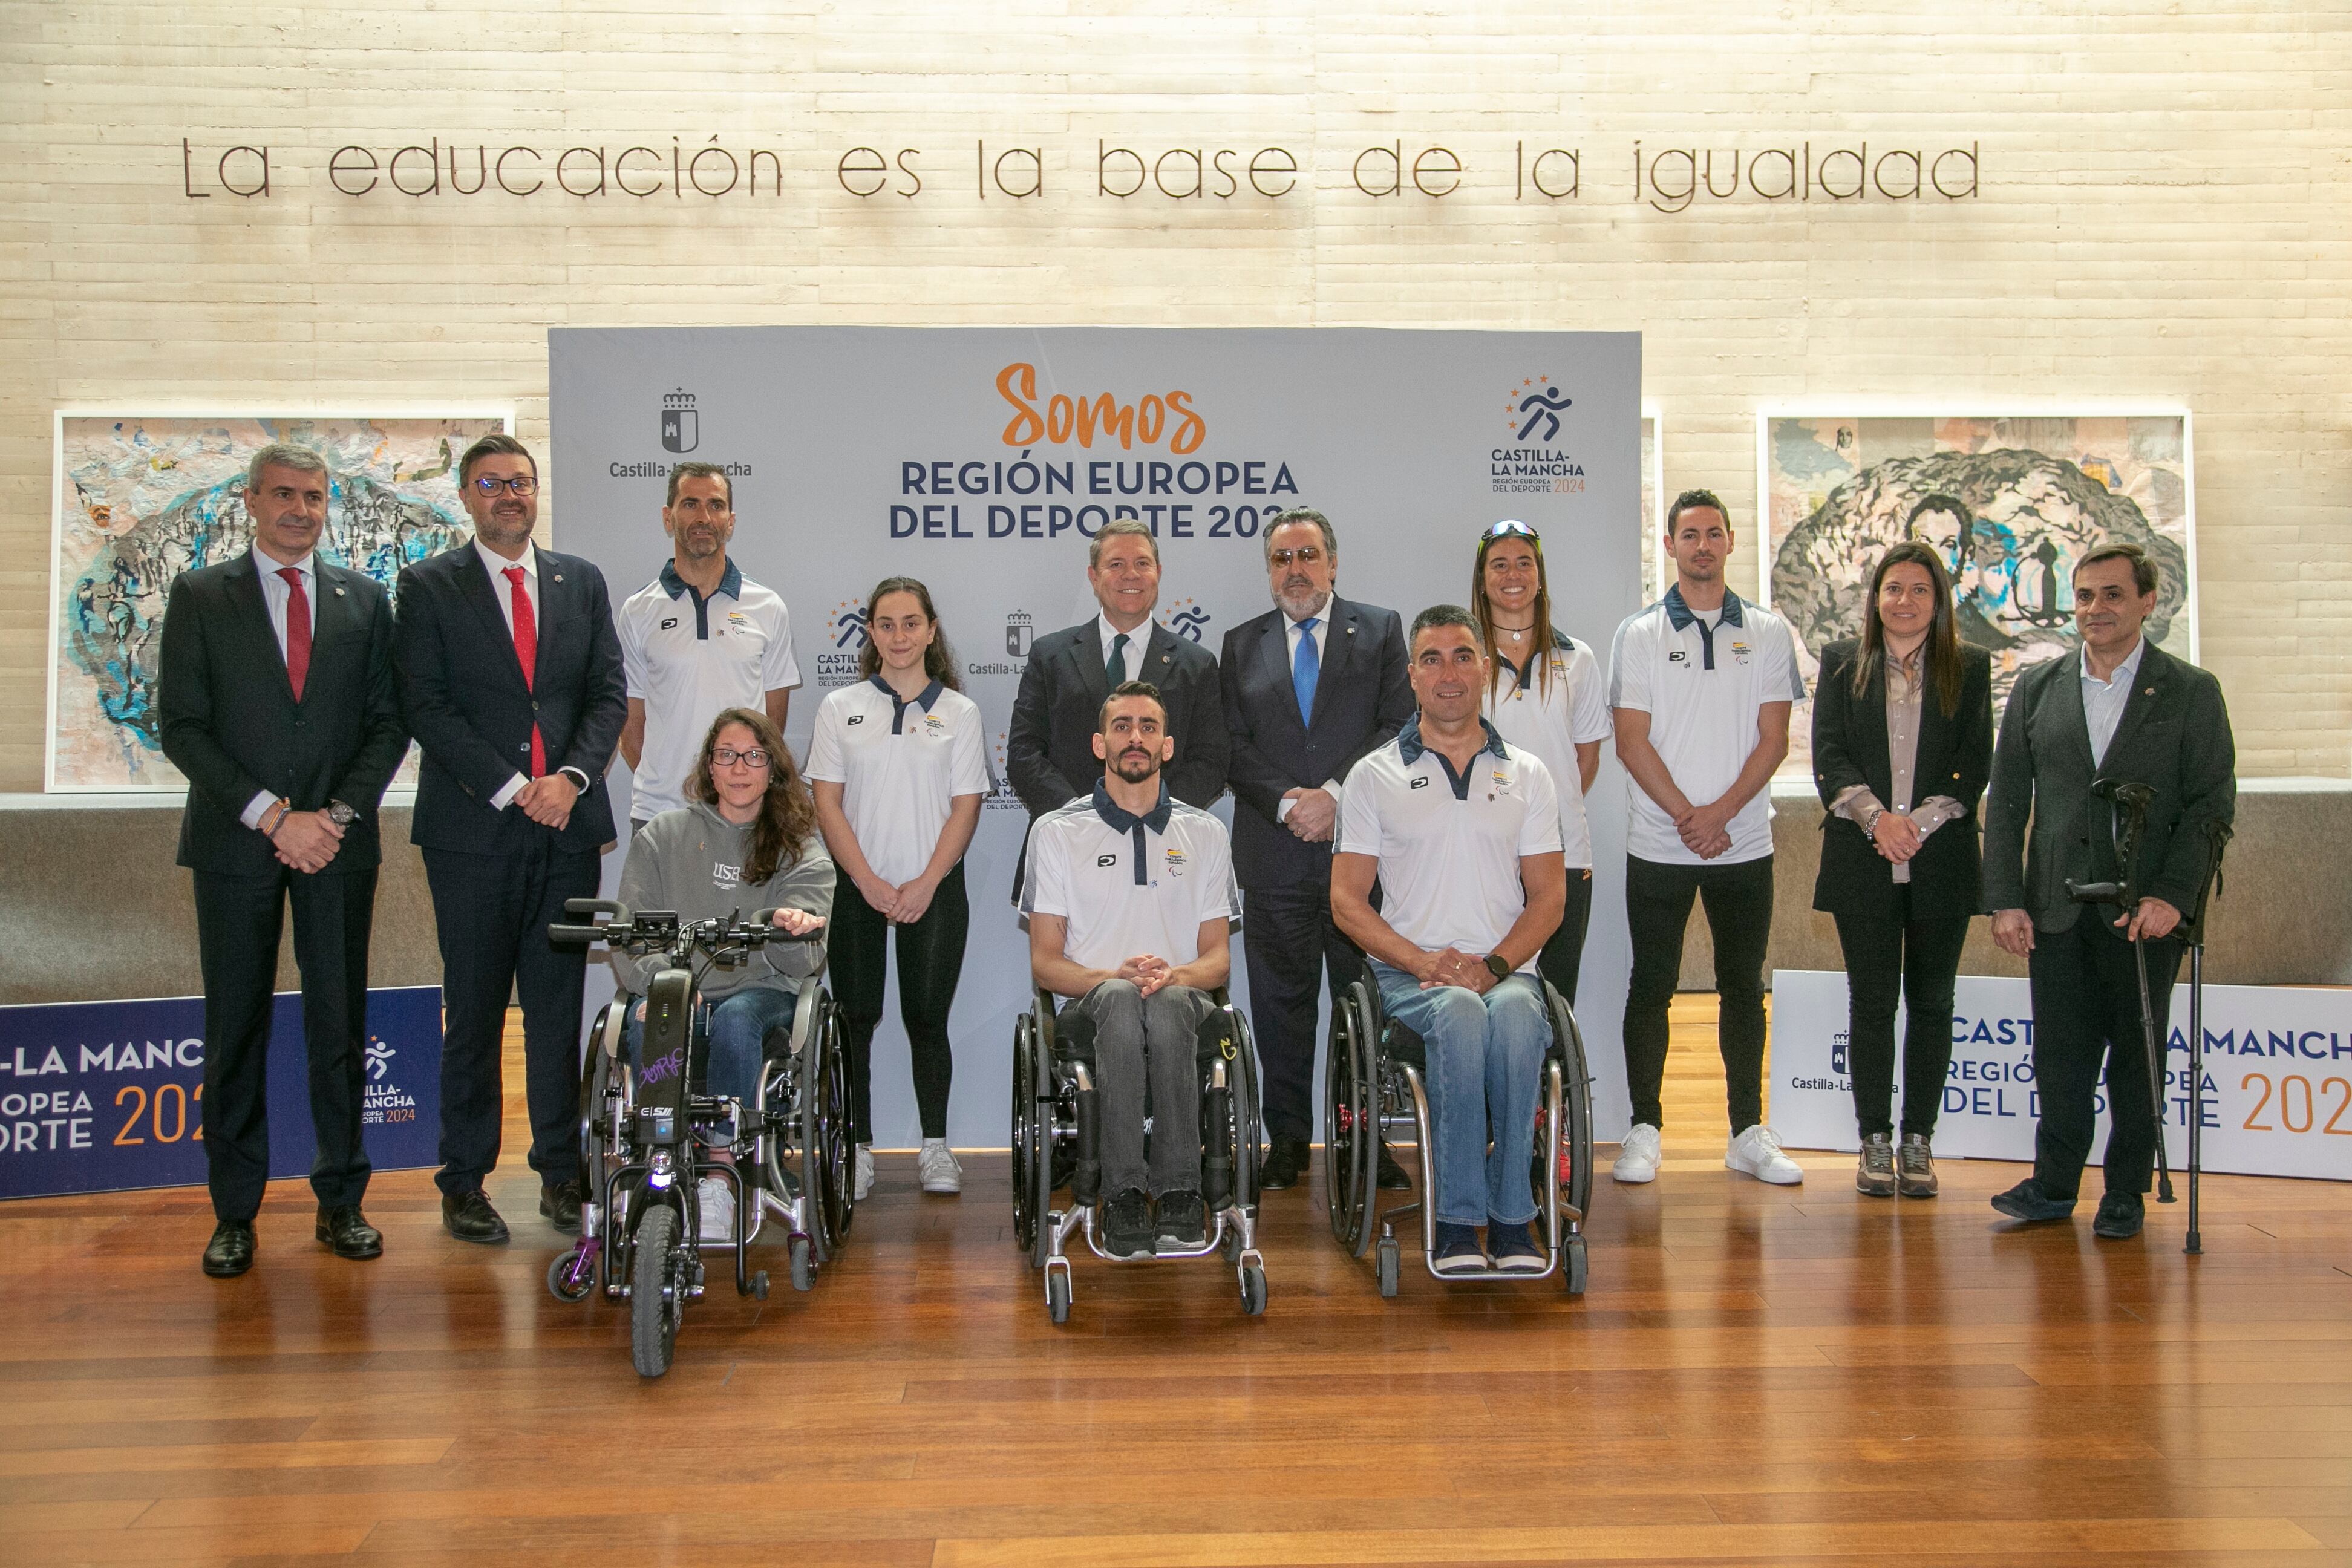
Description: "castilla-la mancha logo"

(1005, 610), (1034, 658)
(817, 600), (867, 688)
(1491, 375), (1584, 497)
(1159, 598), (1212, 644)
(662, 388), (699, 454)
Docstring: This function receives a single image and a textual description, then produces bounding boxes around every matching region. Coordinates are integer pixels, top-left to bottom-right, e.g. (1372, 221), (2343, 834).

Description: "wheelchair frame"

(544, 901), (854, 1376)
(1011, 985), (1269, 1323)
(1324, 975), (1594, 1296)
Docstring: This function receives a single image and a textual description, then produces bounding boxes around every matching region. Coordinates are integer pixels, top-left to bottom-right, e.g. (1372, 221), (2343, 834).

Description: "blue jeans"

(1372, 963), (1548, 1228)
(624, 984), (801, 1109)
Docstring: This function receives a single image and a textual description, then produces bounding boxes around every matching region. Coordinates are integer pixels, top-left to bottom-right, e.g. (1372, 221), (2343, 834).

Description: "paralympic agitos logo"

(996, 363), (1207, 454)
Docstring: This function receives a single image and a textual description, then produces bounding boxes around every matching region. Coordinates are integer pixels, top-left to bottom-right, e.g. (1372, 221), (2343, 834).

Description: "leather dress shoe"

(442, 1188), (511, 1245)
(540, 1178), (584, 1234)
(1259, 1136), (1310, 1191)
(1376, 1146), (1412, 1191)
(316, 1205), (382, 1260)
(2092, 1191), (2146, 1240)
(1989, 1178), (2077, 1224)
(202, 1220), (256, 1278)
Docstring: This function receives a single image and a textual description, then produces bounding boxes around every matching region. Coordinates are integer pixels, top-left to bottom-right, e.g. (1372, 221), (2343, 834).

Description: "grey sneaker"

(1897, 1133), (1938, 1198)
(918, 1138), (962, 1195)
(1855, 1132), (1896, 1197)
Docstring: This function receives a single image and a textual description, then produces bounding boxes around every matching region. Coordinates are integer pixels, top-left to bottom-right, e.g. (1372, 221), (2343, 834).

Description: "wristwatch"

(1482, 953), (1513, 982)
(327, 799), (358, 828)
(1861, 803), (1885, 838)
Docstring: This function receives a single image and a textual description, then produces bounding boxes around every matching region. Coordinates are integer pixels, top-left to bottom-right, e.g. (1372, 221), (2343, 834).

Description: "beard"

(1111, 750), (1163, 785)
(1273, 582), (1330, 621)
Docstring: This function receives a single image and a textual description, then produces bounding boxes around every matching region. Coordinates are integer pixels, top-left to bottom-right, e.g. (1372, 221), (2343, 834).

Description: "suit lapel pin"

(333, 586), (346, 596)
(554, 573), (564, 583)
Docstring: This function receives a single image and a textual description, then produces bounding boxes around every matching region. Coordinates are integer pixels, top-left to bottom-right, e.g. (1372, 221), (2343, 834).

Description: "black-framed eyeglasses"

(1480, 518), (1540, 544)
(713, 746), (771, 768)
(472, 475), (539, 497)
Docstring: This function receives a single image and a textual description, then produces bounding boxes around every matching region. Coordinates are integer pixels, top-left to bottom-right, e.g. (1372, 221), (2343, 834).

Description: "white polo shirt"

(1021, 785), (1240, 972)
(618, 560), (801, 820)
(805, 677), (990, 886)
(1607, 586), (1805, 866)
(1337, 717), (1563, 974)
(1483, 630), (1613, 869)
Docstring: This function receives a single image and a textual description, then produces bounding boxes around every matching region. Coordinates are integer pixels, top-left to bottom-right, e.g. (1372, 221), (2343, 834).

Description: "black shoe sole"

(443, 1218), (511, 1245)
(316, 1226), (383, 1260)
(1990, 1198), (2076, 1224)
(201, 1254), (253, 1278)
(1258, 1170), (1299, 1191)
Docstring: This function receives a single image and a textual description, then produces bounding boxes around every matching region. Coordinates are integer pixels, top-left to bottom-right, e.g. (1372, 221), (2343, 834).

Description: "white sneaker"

(696, 1175), (735, 1241)
(1612, 1123), (1662, 1184)
(918, 1138), (962, 1194)
(1726, 1124), (1805, 1185)
(854, 1143), (875, 1201)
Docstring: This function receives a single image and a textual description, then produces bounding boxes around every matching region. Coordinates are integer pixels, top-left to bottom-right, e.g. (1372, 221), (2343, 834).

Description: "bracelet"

(261, 799), (292, 838)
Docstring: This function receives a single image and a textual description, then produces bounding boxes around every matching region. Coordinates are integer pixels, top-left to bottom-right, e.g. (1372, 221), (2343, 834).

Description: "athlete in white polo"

(1331, 605), (1568, 1275)
(616, 462), (800, 824)
(1609, 488), (1808, 1186)
(1022, 681), (1240, 1263)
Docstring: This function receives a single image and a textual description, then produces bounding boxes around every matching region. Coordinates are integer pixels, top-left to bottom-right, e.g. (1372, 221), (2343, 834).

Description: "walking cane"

(2180, 818), (2232, 1256)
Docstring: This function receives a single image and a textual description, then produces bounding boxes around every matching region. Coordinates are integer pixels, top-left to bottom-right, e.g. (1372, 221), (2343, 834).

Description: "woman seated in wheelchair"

(1021, 681), (1241, 1261)
(1330, 607), (1568, 1275)
(612, 707), (832, 1240)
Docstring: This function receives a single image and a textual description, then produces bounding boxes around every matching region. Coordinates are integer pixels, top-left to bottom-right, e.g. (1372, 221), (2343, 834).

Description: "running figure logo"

(364, 1039), (397, 1082)
(1514, 381), (1573, 442)
(1161, 599), (1212, 644)
(831, 601), (869, 649)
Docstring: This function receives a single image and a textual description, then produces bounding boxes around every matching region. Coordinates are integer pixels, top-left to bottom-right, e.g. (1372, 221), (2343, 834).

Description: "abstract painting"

(48, 412), (508, 791)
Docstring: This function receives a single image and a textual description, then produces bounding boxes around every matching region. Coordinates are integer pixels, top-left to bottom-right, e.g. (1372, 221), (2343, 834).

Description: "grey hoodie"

(610, 800), (835, 998)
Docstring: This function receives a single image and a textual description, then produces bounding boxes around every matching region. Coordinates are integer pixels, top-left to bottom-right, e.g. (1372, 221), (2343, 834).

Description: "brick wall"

(5, 1), (2347, 787)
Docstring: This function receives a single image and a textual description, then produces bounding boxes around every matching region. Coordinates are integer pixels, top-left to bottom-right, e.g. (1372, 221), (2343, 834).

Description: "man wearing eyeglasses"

(1218, 508), (1412, 1191)
(394, 433), (628, 1245)
(614, 462), (800, 826)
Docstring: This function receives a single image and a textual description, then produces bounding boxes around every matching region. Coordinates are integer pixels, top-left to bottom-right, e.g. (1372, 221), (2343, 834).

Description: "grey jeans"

(1067, 979), (1215, 1198)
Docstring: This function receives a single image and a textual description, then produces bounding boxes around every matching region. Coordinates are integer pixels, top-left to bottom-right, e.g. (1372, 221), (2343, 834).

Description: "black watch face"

(1485, 954), (1512, 980)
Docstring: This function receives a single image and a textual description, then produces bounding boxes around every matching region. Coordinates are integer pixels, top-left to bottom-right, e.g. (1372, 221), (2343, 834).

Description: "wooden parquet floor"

(4, 998), (2350, 1567)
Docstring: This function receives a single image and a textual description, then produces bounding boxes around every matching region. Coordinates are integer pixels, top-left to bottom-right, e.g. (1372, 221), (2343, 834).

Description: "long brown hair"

(690, 707), (815, 886)
(854, 576), (962, 691)
(1854, 542), (1964, 717)
(1469, 524), (1557, 699)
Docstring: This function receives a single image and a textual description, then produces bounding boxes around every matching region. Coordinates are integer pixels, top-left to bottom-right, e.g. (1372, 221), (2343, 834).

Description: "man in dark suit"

(1984, 541), (2235, 1240)
(1008, 515), (1229, 832)
(1219, 508), (1412, 1189)
(159, 442), (409, 1277)
(394, 433), (627, 1244)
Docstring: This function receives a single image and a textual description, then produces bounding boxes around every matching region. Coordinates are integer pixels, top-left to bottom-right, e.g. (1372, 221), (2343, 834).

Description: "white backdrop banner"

(549, 327), (1644, 1148)
(1772, 969), (2352, 1181)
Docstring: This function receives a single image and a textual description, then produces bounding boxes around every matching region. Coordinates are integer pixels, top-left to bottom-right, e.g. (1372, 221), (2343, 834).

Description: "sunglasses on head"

(1480, 518), (1541, 545)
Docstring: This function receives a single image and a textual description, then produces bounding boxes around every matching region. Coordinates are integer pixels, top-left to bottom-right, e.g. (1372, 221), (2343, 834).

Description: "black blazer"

(158, 553), (408, 878)
(393, 544), (628, 856)
(1219, 596), (1412, 891)
(1983, 641), (2235, 932)
(1007, 618), (1229, 816)
(1810, 639), (1994, 920)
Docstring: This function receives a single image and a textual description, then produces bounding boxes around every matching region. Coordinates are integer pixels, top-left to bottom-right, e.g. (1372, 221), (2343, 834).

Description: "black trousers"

(1831, 885), (1971, 1139)
(192, 866), (377, 1223)
(831, 861), (971, 1144)
(1536, 867), (1595, 1008)
(1241, 881), (1368, 1143)
(1623, 853), (1774, 1134)
(2028, 914), (2181, 1200)
(423, 841), (599, 1196)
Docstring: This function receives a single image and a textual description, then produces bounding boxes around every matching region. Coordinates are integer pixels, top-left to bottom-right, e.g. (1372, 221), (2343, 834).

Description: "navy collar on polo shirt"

(1090, 779), (1173, 886)
(1497, 627), (1575, 690)
(659, 558), (743, 639)
(1397, 714), (1510, 801)
(1662, 584), (1744, 670)
(869, 675), (946, 734)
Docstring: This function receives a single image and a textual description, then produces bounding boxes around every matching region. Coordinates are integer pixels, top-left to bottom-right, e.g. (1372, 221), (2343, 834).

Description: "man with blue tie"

(1219, 508), (1413, 1190)
(394, 434), (627, 1246)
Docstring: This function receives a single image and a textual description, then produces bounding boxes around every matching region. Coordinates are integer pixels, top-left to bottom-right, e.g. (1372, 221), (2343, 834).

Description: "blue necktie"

(1293, 617), (1320, 727)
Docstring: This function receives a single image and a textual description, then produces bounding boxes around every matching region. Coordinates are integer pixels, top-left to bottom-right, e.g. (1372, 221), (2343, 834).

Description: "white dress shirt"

(240, 544), (319, 829)
(1095, 609), (1151, 675)
(2081, 636), (2146, 766)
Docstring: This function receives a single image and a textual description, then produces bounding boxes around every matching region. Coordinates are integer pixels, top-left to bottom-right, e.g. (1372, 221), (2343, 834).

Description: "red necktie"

(277, 567), (311, 702)
(503, 565), (546, 777)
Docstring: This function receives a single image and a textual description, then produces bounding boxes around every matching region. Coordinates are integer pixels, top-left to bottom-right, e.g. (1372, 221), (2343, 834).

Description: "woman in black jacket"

(1812, 540), (1994, 1199)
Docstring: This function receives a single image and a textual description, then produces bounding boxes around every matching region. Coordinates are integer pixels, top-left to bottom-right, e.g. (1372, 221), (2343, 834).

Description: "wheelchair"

(1010, 985), (1268, 1323)
(545, 900), (854, 1377)
(1324, 973), (1594, 1296)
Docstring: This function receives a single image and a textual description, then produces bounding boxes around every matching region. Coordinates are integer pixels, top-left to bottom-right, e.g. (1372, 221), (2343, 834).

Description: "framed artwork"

(47, 410), (511, 791)
(1759, 408), (2195, 777)
(1639, 410), (1664, 606)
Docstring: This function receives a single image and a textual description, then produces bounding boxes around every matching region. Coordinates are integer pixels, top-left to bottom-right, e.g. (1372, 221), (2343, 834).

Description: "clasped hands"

(1281, 785), (1338, 843)
(854, 872), (941, 924)
(517, 772), (578, 830)
(1114, 953), (1180, 997)
(270, 809), (344, 874)
(1869, 810), (1925, 864)
(1671, 797), (1734, 860)
(1411, 946), (1498, 995)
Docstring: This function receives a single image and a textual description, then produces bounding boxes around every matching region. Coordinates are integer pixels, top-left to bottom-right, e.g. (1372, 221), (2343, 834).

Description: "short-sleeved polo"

(1607, 587), (1804, 866)
(1484, 630), (1612, 869)
(1021, 785), (1240, 973)
(618, 560), (801, 821)
(1337, 717), (1563, 973)
(805, 677), (989, 886)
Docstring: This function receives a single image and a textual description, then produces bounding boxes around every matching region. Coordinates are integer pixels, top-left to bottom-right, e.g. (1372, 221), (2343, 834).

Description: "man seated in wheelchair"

(611, 707), (832, 1238)
(1021, 681), (1241, 1261)
(1330, 607), (1568, 1275)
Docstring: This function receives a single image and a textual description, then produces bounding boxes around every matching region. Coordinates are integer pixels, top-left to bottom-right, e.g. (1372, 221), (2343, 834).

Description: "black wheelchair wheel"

(1011, 1014), (1042, 1261)
(546, 1247), (594, 1304)
(803, 1004), (853, 1260)
(1324, 984), (1373, 1253)
(1229, 1010), (1263, 1214)
(1045, 1269), (1071, 1326)
(1547, 986), (1596, 1224)
(630, 1204), (681, 1378)
(1239, 1261), (1267, 1317)
(578, 1005), (625, 1210)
